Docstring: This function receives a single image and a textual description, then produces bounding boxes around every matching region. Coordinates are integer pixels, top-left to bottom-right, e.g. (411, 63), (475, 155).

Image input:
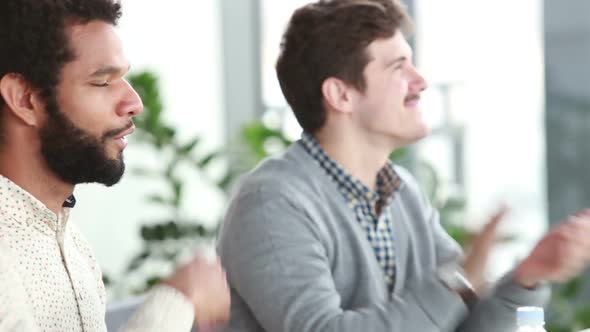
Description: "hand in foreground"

(463, 206), (509, 293)
(514, 209), (590, 288)
(162, 253), (231, 331)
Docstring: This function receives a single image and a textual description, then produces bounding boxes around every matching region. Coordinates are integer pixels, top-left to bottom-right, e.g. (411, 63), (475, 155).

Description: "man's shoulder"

(391, 164), (429, 203)
(232, 143), (324, 199)
(391, 164), (418, 192)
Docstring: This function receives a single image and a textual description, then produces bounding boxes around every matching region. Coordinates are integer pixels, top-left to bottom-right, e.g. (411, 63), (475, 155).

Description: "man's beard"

(39, 99), (131, 186)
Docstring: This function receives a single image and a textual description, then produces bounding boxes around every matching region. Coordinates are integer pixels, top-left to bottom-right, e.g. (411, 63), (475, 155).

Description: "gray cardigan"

(218, 142), (549, 332)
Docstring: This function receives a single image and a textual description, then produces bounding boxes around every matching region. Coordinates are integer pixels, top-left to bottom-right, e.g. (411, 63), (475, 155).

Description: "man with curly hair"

(0, 0), (229, 331)
(217, 0), (590, 331)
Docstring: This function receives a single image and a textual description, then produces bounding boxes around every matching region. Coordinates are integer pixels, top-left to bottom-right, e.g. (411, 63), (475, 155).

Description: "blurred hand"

(463, 206), (509, 293)
(162, 253), (231, 331)
(514, 209), (590, 288)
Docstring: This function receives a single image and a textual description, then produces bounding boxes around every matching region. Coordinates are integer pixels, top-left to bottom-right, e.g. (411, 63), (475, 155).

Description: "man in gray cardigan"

(218, 0), (590, 331)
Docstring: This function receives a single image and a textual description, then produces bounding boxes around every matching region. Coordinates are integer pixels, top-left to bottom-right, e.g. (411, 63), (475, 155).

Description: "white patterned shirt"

(0, 175), (194, 331)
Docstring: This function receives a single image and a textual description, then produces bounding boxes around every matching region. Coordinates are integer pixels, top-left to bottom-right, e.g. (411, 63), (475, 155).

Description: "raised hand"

(162, 252), (231, 331)
(514, 209), (590, 288)
(463, 206), (509, 293)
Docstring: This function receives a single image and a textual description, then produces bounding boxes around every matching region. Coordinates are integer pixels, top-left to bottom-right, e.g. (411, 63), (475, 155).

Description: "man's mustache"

(404, 94), (420, 103)
(103, 121), (134, 140)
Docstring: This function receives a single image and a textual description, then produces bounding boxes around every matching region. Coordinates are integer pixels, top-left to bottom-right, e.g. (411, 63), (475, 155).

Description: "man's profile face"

(351, 30), (430, 147)
(40, 20), (143, 186)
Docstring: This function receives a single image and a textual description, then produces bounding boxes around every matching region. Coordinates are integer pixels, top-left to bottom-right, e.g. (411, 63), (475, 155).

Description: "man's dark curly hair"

(0, 0), (122, 110)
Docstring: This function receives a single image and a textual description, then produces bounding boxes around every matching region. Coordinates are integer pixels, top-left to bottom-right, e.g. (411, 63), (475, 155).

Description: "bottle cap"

(517, 307), (544, 325)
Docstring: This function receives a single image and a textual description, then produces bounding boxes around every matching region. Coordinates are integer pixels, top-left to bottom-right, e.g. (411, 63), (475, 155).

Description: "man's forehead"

(368, 35), (411, 61)
(67, 20), (118, 44)
(65, 21), (129, 75)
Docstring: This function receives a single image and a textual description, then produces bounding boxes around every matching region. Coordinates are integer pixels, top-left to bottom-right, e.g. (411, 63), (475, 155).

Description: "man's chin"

(53, 160), (125, 187)
(418, 125), (431, 139)
(100, 177), (123, 187)
(90, 170), (125, 187)
(397, 126), (430, 147)
(99, 161), (125, 187)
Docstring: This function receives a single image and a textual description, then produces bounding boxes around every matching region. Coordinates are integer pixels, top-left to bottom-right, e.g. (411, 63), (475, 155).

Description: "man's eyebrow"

(88, 64), (131, 77)
(384, 56), (407, 68)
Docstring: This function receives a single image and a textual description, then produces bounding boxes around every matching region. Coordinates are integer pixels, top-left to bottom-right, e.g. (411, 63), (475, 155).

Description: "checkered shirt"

(299, 132), (401, 290)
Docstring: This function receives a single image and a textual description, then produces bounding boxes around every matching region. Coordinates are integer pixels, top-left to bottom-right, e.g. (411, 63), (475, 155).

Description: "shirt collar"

(299, 132), (401, 205)
(0, 175), (75, 234)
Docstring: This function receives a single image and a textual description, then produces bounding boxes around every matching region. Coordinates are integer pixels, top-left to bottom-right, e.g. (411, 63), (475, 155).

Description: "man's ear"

(0, 73), (45, 127)
(321, 77), (356, 114)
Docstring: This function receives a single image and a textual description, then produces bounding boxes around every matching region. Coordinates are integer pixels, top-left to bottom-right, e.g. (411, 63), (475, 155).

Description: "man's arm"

(457, 209), (590, 331)
(0, 237), (198, 332)
(119, 254), (231, 332)
(219, 191), (472, 332)
(424, 209), (550, 332)
(71, 223), (230, 332)
(396, 162), (550, 332)
(117, 285), (195, 332)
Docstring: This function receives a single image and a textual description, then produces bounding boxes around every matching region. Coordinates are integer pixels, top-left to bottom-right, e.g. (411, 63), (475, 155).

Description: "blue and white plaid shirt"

(299, 132), (401, 290)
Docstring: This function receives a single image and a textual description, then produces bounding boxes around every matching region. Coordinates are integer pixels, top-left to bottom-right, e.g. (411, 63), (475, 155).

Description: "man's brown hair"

(276, 0), (411, 134)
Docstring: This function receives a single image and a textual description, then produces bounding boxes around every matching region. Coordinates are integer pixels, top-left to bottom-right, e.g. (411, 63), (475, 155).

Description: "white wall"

(415, 0), (547, 276)
(70, 0), (226, 283)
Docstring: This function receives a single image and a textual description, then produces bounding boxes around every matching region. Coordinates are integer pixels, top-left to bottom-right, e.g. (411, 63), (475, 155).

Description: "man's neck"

(314, 128), (397, 191)
(0, 148), (74, 214)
